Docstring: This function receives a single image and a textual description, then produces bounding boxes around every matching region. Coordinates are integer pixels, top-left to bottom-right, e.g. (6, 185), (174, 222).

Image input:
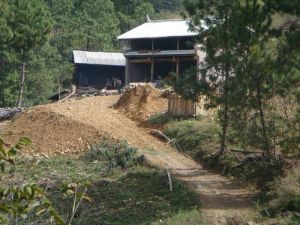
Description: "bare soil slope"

(114, 85), (168, 121)
(3, 106), (102, 155)
(1, 95), (254, 222)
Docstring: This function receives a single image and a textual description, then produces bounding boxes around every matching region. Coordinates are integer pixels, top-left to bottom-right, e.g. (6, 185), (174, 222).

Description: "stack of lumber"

(0, 108), (23, 121)
(75, 87), (103, 97)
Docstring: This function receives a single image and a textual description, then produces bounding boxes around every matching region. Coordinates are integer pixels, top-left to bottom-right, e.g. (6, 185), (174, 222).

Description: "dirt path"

(43, 96), (254, 222)
(2, 96), (254, 222)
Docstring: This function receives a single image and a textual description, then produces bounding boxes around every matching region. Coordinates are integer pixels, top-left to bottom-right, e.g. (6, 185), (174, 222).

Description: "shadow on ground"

(51, 169), (200, 225)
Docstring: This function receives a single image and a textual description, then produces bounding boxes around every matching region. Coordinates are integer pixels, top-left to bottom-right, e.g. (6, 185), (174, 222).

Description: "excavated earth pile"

(113, 85), (168, 121)
(0, 95), (254, 222)
(2, 106), (102, 156)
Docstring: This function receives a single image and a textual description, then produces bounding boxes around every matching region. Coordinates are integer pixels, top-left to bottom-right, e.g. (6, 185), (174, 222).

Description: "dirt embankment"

(0, 93), (254, 223)
(113, 85), (168, 121)
(2, 106), (102, 156)
(0, 91), (168, 156)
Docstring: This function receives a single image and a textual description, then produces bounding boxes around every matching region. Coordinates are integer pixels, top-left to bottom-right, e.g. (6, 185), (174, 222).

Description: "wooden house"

(118, 19), (205, 85)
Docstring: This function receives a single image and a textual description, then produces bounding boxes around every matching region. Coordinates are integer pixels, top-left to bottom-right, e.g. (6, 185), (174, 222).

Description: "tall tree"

(184, 0), (243, 155)
(11, 0), (52, 107)
(149, 0), (183, 12)
(0, 0), (13, 82)
(0, 0), (13, 46)
(184, 0), (299, 157)
(227, 0), (299, 156)
(113, 0), (155, 33)
(74, 0), (120, 51)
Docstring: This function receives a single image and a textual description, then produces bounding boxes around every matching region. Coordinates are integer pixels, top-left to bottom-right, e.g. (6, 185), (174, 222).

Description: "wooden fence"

(168, 94), (196, 117)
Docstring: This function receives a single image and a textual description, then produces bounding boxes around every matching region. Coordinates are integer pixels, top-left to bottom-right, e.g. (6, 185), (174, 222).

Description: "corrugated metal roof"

(118, 19), (199, 40)
(73, 50), (126, 66)
(125, 50), (195, 57)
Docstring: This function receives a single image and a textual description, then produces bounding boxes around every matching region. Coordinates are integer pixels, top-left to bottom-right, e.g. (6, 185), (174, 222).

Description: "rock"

(0, 108), (23, 121)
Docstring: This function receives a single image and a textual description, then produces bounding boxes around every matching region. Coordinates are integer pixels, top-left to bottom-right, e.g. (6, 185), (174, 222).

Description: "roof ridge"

(147, 18), (191, 23)
(73, 50), (123, 54)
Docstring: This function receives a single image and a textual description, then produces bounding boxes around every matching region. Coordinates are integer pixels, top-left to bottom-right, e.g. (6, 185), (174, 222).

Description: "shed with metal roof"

(73, 50), (125, 89)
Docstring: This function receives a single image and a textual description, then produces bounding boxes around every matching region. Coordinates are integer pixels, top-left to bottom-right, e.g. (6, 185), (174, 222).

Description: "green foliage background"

(0, 0), (184, 107)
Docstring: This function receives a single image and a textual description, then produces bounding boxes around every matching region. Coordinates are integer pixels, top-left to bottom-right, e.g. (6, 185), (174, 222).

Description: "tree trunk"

(255, 76), (271, 157)
(16, 49), (26, 108)
(220, 63), (229, 155)
(220, 11), (230, 155)
(86, 37), (90, 51)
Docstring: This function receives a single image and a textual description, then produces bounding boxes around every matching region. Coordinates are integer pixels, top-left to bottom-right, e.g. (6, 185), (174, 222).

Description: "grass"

(164, 117), (220, 158)
(68, 168), (200, 225)
(267, 167), (300, 216)
(148, 113), (176, 125)
(163, 117), (287, 184)
(2, 139), (201, 225)
(163, 117), (299, 224)
(150, 209), (204, 225)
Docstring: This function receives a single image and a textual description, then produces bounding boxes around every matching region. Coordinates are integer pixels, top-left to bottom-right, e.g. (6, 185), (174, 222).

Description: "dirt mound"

(114, 85), (168, 121)
(2, 106), (102, 156)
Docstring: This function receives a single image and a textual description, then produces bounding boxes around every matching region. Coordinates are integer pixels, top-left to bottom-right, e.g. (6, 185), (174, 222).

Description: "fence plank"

(168, 94), (195, 117)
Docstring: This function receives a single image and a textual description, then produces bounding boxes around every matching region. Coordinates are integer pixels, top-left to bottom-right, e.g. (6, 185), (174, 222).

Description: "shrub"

(164, 119), (220, 155)
(148, 113), (174, 125)
(83, 139), (138, 170)
(267, 167), (300, 216)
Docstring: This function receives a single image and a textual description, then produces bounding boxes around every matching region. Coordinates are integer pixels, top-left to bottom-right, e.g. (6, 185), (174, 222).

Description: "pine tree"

(11, 0), (52, 107)
(74, 0), (120, 51)
(184, 0), (243, 155)
(113, 0), (155, 32)
(0, 0), (13, 46)
(0, 0), (14, 101)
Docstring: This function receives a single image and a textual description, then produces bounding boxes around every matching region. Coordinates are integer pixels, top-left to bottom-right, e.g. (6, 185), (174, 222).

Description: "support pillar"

(176, 58), (179, 76)
(125, 58), (130, 85)
(151, 60), (154, 81)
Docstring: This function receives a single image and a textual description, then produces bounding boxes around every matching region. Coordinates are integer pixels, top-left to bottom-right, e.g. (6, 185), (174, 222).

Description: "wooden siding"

(168, 94), (196, 117)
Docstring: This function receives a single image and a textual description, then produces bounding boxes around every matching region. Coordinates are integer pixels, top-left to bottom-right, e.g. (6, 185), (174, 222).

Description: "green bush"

(164, 119), (220, 155)
(213, 154), (286, 185)
(148, 113), (174, 125)
(267, 167), (300, 216)
(83, 139), (138, 170)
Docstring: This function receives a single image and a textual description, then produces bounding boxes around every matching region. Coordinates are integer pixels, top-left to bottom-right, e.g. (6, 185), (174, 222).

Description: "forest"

(0, 0), (299, 224)
(0, 0), (183, 107)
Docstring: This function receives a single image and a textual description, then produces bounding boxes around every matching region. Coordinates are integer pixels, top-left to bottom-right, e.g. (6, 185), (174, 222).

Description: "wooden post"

(176, 58), (179, 76)
(151, 60), (154, 81)
(151, 39), (154, 81)
(152, 39), (154, 51)
(125, 59), (130, 85)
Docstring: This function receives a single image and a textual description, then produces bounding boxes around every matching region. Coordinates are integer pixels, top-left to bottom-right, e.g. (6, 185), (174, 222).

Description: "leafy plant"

(148, 113), (175, 125)
(0, 184), (65, 225)
(267, 168), (300, 216)
(0, 137), (31, 172)
(61, 181), (92, 225)
(83, 139), (138, 170)
(0, 137), (65, 225)
(164, 119), (220, 154)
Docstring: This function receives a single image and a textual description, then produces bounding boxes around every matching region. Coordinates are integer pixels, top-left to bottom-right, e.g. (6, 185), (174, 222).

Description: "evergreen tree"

(74, 0), (120, 51)
(184, 0), (243, 155)
(113, 0), (155, 32)
(0, 0), (14, 105)
(24, 44), (73, 106)
(150, 0), (183, 12)
(11, 0), (52, 107)
(0, 0), (13, 46)
(45, 0), (74, 57)
(184, 0), (299, 157)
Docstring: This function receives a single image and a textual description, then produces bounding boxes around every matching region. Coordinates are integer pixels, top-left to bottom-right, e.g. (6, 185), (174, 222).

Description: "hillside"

(1, 92), (254, 224)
